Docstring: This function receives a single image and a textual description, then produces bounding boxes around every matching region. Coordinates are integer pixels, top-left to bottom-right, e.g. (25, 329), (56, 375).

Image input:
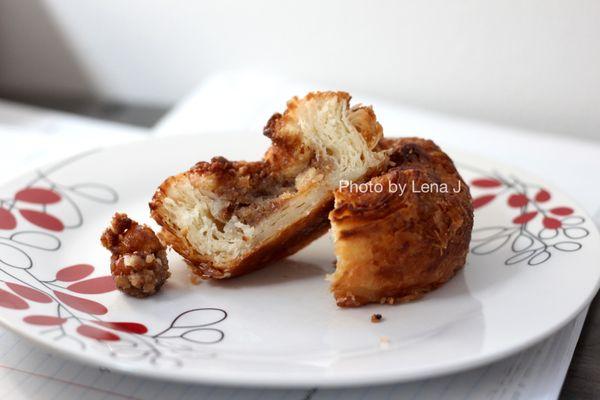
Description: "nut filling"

(101, 213), (170, 298)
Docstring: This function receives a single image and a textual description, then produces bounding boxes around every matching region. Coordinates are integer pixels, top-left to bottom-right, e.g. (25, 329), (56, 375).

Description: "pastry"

(329, 138), (473, 307)
(150, 92), (386, 279)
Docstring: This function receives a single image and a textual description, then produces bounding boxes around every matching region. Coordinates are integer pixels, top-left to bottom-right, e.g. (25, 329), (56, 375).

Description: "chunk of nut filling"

(100, 213), (170, 298)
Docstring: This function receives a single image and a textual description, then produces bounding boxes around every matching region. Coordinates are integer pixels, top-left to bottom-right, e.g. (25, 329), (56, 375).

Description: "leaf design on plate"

(528, 250), (551, 265)
(181, 328), (224, 344)
(169, 308), (227, 329)
(19, 210), (64, 231)
(539, 228), (559, 240)
(550, 207), (574, 216)
(505, 249), (537, 265)
(513, 211), (538, 225)
(92, 321), (148, 334)
(542, 217), (561, 229)
(56, 264), (94, 282)
(15, 188), (61, 204)
(23, 315), (67, 325)
(6, 283), (52, 303)
(564, 227), (589, 239)
(553, 241), (582, 252)
(0, 242), (32, 269)
(68, 183), (118, 203)
(67, 276), (116, 294)
(0, 208), (17, 230)
(535, 189), (551, 202)
(471, 235), (511, 255)
(511, 233), (533, 252)
(54, 291), (107, 315)
(77, 324), (119, 341)
(471, 178), (502, 188)
(561, 216), (584, 226)
(9, 231), (60, 250)
(0, 288), (28, 309)
(472, 194), (496, 209)
(507, 194), (528, 208)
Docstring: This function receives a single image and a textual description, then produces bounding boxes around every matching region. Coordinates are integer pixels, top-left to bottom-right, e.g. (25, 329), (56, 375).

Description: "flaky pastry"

(329, 138), (473, 307)
(151, 92), (386, 279)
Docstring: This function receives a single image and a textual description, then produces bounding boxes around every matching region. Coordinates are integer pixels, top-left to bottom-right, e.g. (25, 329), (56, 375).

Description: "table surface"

(563, 293), (600, 399)
(2, 94), (598, 400)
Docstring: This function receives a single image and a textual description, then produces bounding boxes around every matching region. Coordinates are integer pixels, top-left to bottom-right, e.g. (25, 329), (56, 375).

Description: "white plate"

(0, 134), (598, 388)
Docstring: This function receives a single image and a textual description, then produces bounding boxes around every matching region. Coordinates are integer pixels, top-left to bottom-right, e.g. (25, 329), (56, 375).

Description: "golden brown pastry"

(101, 213), (170, 297)
(150, 92), (386, 279)
(329, 138), (473, 307)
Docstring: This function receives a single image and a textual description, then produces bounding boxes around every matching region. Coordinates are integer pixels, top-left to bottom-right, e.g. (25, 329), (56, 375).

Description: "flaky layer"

(329, 138), (473, 307)
(151, 92), (386, 278)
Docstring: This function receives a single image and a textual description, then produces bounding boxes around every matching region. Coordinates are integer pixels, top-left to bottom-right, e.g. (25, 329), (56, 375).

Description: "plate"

(0, 134), (598, 388)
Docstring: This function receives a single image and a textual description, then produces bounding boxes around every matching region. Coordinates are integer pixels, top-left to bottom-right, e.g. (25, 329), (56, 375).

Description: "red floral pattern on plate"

(468, 170), (589, 266)
(0, 154), (227, 367)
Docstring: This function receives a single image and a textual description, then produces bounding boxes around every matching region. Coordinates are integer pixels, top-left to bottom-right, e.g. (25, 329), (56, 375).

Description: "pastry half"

(329, 138), (473, 307)
(151, 92), (386, 279)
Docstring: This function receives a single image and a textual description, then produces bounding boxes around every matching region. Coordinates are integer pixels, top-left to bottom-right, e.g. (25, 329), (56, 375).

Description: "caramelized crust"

(329, 138), (473, 307)
(151, 92), (386, 279)
(101, 213), (170, 297)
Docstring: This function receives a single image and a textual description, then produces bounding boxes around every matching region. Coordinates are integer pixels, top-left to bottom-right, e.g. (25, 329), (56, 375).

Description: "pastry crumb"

(101, 213), (170, 298)
(371, 313), (383, 323)
(189, 273), (202, 285)
(379, 335), (390, 349)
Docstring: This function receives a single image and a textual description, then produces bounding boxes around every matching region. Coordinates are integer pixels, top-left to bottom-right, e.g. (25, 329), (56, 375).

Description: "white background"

(0, 0), (599, 141)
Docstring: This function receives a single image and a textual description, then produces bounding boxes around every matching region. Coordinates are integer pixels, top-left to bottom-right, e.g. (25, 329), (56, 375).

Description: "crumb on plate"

(189, 273), (202, 285)
(379, 335), (390, 349)
(100, 213), (170, 298)
(371, 313), (383, 323)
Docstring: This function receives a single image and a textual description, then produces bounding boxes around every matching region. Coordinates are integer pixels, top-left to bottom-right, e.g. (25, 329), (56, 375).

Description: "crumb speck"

(379, 335), (390, 349)
(189, 273), (202, 285)
(371, 313), (383, 323)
